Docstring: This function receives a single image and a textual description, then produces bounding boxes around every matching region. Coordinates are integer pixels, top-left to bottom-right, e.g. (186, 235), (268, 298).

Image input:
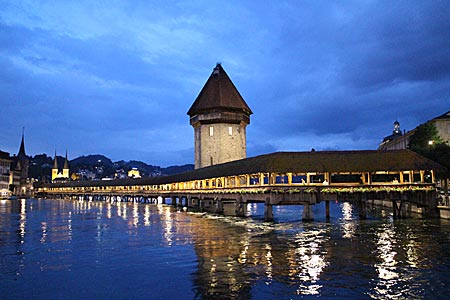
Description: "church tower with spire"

(52, 151), (59, 181)
(62, 150), (69, 179)
(10, 130), (30, 196)
(52, 150), (70, 182)
(17, 130), (29, 186)
(187, 63), (252, 169)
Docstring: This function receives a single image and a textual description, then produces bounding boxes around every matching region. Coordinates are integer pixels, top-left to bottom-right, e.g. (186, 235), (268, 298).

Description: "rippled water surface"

(1, 198), (449, 299)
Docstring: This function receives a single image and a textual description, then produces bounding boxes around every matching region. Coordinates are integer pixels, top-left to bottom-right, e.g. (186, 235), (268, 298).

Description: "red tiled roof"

(187, 64), (252, 116)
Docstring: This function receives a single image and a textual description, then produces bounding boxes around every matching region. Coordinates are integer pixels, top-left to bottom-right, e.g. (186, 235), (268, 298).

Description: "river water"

(0, 198), (449, 299)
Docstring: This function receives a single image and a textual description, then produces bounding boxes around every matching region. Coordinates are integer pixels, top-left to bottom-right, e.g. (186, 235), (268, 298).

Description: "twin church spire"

(52, 150), (70, 182)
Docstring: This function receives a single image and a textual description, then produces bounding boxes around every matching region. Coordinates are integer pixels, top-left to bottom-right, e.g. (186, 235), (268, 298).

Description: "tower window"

(209, 126), (214, 136)
(228, 126), (233, 136)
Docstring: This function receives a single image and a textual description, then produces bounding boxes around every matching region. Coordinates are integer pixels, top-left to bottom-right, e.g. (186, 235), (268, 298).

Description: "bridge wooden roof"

(43, 150), (444, 188)
(187, 63), (252, 116)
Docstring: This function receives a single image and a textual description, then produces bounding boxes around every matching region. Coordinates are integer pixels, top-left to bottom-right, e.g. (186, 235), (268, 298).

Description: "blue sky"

(1, 1), (449, 166)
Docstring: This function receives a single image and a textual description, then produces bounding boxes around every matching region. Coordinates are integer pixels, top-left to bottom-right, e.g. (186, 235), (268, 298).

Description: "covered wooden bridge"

(35, 150), (444, 220)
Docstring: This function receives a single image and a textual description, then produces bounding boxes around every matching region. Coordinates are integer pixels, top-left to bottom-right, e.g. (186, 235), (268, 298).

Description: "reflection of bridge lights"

(132, 204), (139, 226)
(67, 211), (72, 241)
(406, 238), (419, 268)
(341, 202), (356, 239)
(375, 226), (398, 281)
(265, 243), (273, 283)
(370, 223), (404, 299)
(158, 205), (173, 245)
(144, 205), (151, 226)
(292, 229), (329, 295)
(120, 203), (127, 220)
(40, 222), (47, 244)
(106, 203), (112, 219)
(19, 198), (26, 241)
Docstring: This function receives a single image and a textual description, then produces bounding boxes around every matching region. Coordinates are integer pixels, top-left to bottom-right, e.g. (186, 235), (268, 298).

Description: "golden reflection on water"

(132, 203), (139, 227)
(40, 221), (47, 244)
(158, 204), (174, 245)
(370, 222), (425, 300)
(290, 229), (329, 295)
(19, 198), (26, 241)
(341, 202), (356, 239)
(144, 205), (151, 226)
(371, 223), (400, 299)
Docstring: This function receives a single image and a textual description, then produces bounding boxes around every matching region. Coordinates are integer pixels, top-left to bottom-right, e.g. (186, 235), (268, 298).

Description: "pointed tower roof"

(187, 63), (252, 116)
(53, 150), (59, 169)
(18, 128), (26, 159)
(64, 150), (69, 169)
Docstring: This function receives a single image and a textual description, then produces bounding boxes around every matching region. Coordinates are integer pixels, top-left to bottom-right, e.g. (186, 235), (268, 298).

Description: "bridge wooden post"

(302, 203), (314, 221)
(287, 173), (293, 185)
(214, 197), (223, 214)
(235, 196), (246, 217)
(259, 173), (265, 186)
(359, 193), (367, 220)
(264, 197), (273, 222)
(325, 200), (330, 220)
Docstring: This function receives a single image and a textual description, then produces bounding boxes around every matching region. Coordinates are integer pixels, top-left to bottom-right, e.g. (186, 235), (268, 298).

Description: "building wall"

(0, 157), (11, 197)
(434, 119), (450, 144)
(195, 122), (247, 169)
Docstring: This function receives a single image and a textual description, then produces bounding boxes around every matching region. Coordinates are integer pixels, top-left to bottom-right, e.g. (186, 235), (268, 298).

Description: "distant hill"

(28, 153), (194, 181)
(71, 155), (113, 167)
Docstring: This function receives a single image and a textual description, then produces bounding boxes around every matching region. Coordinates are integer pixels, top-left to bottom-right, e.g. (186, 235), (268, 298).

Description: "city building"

(0, 151), (11, 198)
(379, 110), (450, 150)
(128, 167), (141, 178)
(187, 63), (252, 169)
(52, 151), (70, 182)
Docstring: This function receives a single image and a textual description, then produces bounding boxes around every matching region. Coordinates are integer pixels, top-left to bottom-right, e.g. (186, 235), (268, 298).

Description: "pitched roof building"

(379, 110), (450, 150)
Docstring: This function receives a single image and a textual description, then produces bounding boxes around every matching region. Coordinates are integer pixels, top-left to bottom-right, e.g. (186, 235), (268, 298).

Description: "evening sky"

(1, 1), (449, 166)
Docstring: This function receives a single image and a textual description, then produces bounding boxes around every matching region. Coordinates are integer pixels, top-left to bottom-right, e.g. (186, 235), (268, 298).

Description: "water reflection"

(341, 202), (357, 239)
(19, 198), (26, 241)
(0, 199), (449, 300)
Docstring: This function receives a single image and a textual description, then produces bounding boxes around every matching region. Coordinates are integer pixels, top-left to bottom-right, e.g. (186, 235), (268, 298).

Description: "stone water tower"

(187, 63), (252, 169)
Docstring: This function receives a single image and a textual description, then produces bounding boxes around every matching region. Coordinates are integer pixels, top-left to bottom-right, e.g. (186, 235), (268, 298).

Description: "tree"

(409, 122), (450, 176)
(409, 122), (444, 151)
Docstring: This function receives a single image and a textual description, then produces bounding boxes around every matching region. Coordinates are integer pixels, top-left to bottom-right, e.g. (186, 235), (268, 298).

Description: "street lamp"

(428, 140), (434, 146)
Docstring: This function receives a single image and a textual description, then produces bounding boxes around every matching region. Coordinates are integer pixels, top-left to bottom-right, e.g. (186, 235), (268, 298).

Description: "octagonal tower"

(187, 64), (252, 169)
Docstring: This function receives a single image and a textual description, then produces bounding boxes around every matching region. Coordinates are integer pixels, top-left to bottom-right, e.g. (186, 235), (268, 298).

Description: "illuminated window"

(209, 126), (214, 136)
(228, 126), (233, 136)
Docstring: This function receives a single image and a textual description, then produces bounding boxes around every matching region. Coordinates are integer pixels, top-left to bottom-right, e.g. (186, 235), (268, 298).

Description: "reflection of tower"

(187, 63), (252, 169)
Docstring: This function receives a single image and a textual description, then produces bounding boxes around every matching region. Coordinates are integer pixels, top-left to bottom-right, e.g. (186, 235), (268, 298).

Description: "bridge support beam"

(236, 196), (246, 217)
(302, 203), (314, 221)
(264, 197), (273, 221)
(214, 197), (223, 214)
(325, 200), (330, 220)
(359, 196), (367, 220)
